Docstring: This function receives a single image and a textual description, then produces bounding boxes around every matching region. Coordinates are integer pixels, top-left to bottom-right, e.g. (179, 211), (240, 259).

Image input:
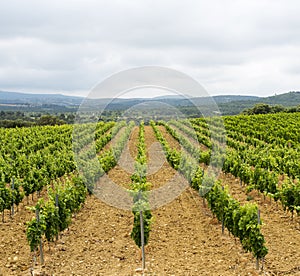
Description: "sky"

(1, 0), (300, 98)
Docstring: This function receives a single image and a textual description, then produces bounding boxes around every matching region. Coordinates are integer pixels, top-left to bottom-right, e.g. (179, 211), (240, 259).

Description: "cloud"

(0, 0), (300, 97)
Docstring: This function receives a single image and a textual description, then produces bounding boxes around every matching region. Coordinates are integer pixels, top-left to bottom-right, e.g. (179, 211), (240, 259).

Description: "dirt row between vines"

(220, 173), (300, 275)
(0, 125), (274, 275)
(166, 122), (300, 275)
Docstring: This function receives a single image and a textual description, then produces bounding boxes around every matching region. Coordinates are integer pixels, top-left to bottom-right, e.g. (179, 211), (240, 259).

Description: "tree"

(37, 115), (65, 126)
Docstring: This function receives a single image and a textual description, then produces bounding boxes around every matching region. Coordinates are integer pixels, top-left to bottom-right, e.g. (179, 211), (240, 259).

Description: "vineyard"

(0, 112), (300, 275)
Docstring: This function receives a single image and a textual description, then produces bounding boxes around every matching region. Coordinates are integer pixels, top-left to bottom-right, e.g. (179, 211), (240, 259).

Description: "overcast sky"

(1, 0), (300, 98)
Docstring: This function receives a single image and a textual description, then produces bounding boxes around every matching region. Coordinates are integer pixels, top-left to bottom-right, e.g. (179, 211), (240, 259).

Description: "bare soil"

(219, 172), (300, 275)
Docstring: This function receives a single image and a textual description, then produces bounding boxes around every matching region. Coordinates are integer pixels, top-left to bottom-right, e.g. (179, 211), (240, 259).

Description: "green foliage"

(43, 199), (59, 242)
(243, 103), (274, 115)
(37, 115), (65, 126)
(131, 209), (152, 248)
(204, 181), (268, 259)
(222, 113), (300, 212)
(76, 121), (134, 194)
(26, 199), (46, 252)
(0, 180), (12, 216)
(11, 177), (24, 207)
(279, 177), (300, 216)
(191, 167), (204, 190)
(130, 121), (152, 248)
(26, 174), (87, 250)
(0, 177), (23, 221)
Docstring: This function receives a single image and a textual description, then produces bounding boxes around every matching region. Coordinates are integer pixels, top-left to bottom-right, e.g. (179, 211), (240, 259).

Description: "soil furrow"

(220, 172), (300, 275)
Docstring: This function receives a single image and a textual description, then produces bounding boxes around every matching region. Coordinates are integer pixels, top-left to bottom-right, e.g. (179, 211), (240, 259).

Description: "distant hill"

(0, 91), (83, 106)
(1, 90), (300, 115)
(260, 91), (300, 105)
(218, 92), (300, 115)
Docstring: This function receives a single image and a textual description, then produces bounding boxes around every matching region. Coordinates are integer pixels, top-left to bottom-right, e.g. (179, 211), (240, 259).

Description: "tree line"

(242, 103), (300, 115)
(0, 111), (76, 127)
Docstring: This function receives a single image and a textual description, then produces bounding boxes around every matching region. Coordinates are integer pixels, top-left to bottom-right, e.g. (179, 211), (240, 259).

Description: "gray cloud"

(0, 0), (300, 97)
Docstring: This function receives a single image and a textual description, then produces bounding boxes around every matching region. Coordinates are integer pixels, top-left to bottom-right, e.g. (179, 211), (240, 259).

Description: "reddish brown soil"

(170, 124), (208, 152)
(219, 172), (300, 275)
(145, 126), (177, 190)
(157, 126), (181, 151)
(101, 126), (126, 153)
(0, 126), (300, 275)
